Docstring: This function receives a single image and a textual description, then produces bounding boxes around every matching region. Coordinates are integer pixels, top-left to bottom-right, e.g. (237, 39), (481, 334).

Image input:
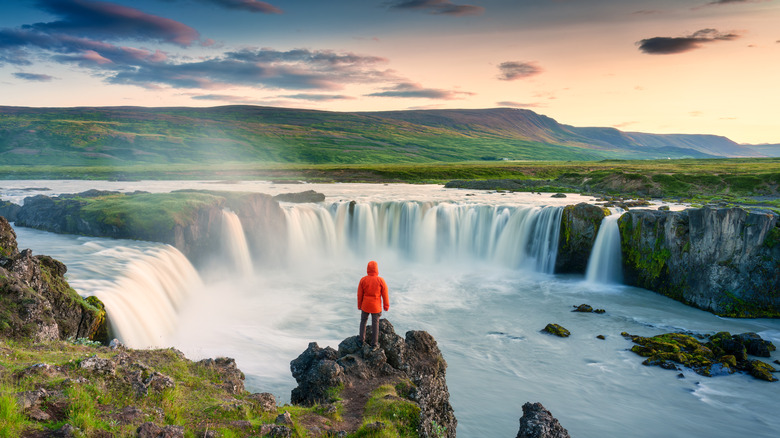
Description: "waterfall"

(221, 209), (253, 276)
(282, 201), (563, 273)
(585, 213), (624, 284)
(92, 246), (203, 348)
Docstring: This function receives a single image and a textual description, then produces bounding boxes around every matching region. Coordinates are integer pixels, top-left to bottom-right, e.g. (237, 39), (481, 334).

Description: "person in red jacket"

(357, 260), (389, 348)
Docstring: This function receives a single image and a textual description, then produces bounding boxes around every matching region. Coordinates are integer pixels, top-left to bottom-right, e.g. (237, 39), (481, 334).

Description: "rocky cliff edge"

(290, 319), (457, 437)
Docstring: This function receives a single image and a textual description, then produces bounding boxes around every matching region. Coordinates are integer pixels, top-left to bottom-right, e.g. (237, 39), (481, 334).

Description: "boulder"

(542, 324), (570, 338)
(516, 402), (571, 438)
(629, 331), (778, 381)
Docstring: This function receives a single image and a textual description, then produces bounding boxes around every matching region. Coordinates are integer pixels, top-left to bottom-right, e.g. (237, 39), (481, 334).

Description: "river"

(3, 180), (778, 437)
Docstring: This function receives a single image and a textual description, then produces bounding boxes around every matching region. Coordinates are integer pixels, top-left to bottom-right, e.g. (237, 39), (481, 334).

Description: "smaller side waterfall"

(222, 209), (253, 276)
(93, 246), (203, 348)
(585, 213), (624, 284)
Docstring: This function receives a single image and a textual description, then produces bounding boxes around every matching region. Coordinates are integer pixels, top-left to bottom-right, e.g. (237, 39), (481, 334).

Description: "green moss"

(354, 384), (421, 438)
(764, 226), (780, 249)
(542, 323), (570, 337)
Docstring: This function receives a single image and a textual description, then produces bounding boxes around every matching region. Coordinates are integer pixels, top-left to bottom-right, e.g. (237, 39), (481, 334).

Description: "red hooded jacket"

(358, 260), (389, 314)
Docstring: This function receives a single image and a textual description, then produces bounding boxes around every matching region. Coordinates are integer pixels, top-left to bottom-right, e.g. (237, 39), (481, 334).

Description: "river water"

(3, 181), (778, 437)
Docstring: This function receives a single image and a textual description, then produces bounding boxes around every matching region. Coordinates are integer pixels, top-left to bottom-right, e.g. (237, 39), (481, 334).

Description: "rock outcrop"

(555, 203), (609, 274)
(290, 319), (457, 437)
(626, 331), (778, 381)
(516, 402), (571, 438)
(13, 190), (287, 266)
(272, 190), (326, 203)
(618, 207), (780, 317)
(0, 217), (107, 342)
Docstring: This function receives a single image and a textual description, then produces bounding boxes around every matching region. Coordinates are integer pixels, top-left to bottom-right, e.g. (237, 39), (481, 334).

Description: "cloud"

(366, 82), (473, 99)
(106, 48), (397, 91)
(30, 0), (199, 46)
(197, 0), (282, 14)
(387, 0), (485, 16)
(497, 61), (542, 81)
(278, 93), (355, 101)
(637, 29), (740, 54)
(496, 101), (541, 108)
(13, 72), (56, 81)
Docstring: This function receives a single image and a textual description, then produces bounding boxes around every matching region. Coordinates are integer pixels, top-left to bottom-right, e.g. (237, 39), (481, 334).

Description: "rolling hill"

(0, 105), (766, 165)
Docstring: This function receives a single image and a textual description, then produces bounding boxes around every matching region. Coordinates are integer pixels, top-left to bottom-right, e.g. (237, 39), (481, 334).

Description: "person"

(357, 260), (389, 348)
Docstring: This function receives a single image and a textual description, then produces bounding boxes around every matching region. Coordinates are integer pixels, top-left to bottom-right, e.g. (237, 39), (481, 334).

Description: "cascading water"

(282, 201), (563, 273)
(221, 209), (253, 276)
(92, 246), (203, 348)
(585, 213), (624, 284)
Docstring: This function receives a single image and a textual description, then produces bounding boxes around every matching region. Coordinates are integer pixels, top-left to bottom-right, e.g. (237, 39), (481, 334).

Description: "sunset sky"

(1, 0), (778, 144)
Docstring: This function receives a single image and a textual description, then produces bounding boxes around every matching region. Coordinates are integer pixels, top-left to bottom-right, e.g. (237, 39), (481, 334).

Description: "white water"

(585, 213), (624, 284)
(5, 182), (778, 438)
(221, 209), (253, 277)
(283, 202), (562, 273)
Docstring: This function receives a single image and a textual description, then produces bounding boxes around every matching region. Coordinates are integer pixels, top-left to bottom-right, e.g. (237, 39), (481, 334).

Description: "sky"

(0, 0), (778, 144)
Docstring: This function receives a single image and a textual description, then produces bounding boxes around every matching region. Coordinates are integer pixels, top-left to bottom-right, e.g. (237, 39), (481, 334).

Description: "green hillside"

(0, 106), (764, 165)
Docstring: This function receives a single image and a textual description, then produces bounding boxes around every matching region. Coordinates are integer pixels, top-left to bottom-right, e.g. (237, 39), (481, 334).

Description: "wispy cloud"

(496, 101), (541, 108)
(637, 29), (740, 54)
(197, 0), (282, 14)
(497, 61), (542, 81)
(13, 72), (56, 81)
(31, 0), (200, 46)
(386, 0), (484, 16)
(366, 82), (473, 99)
(278, 93), (355, 101)
(106, 48), (397, 91)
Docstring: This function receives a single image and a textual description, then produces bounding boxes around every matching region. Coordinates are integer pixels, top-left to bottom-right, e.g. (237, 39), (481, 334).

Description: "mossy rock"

(748, 360), (778, 382)
(542, 323), (570, 338)
(630, 331), (778, 382)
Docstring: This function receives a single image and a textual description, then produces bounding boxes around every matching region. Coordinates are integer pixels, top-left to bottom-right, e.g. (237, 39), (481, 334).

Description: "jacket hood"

(366, 260), (378, 276)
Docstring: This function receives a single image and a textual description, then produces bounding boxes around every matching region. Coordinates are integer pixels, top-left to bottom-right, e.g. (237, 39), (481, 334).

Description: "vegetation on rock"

(625, 331), (778, 381)
(542, 324), (571, 338)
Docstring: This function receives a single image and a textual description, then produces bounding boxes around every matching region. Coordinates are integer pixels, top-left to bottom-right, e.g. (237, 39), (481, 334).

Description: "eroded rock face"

(555, 203), (609, 274)
(0, 217), (107, 342)
(516, 402), (571, 438)
(619, 207), (780, 317)
(290, 319), (457, 437)
(13, 191), (287, 267)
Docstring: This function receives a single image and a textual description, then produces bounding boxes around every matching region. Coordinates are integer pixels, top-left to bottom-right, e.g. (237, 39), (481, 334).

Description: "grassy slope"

(0, 339), (421, 438)
(0, 106), (758, 166)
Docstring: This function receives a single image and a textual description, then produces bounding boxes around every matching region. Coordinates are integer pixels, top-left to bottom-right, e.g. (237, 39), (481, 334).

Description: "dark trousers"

(360, 311), (381, 346)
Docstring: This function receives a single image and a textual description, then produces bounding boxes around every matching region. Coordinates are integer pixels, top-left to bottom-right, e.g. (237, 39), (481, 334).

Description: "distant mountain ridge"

(0, 105), (766, 165)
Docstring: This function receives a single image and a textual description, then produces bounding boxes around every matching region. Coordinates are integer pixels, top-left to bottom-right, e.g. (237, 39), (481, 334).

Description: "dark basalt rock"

(0, 217), (107, 342)
(516, 402), (571, 438)
(542, 324), (570, 338)
(628, 331), (778, 381)
(0, 201), (20, 222)
(273, 190), (326, 203)
(290, 319), (457, 437)
(556, 203), (610, 274)
(13, 190), (287, 267)
(572, 304), (592, 312)
(618, 207), (780, 317)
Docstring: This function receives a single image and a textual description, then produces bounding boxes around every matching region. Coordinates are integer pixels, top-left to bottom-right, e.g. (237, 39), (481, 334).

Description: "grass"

(353, 384), (421, 438)
(0, 338), (429, 437)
